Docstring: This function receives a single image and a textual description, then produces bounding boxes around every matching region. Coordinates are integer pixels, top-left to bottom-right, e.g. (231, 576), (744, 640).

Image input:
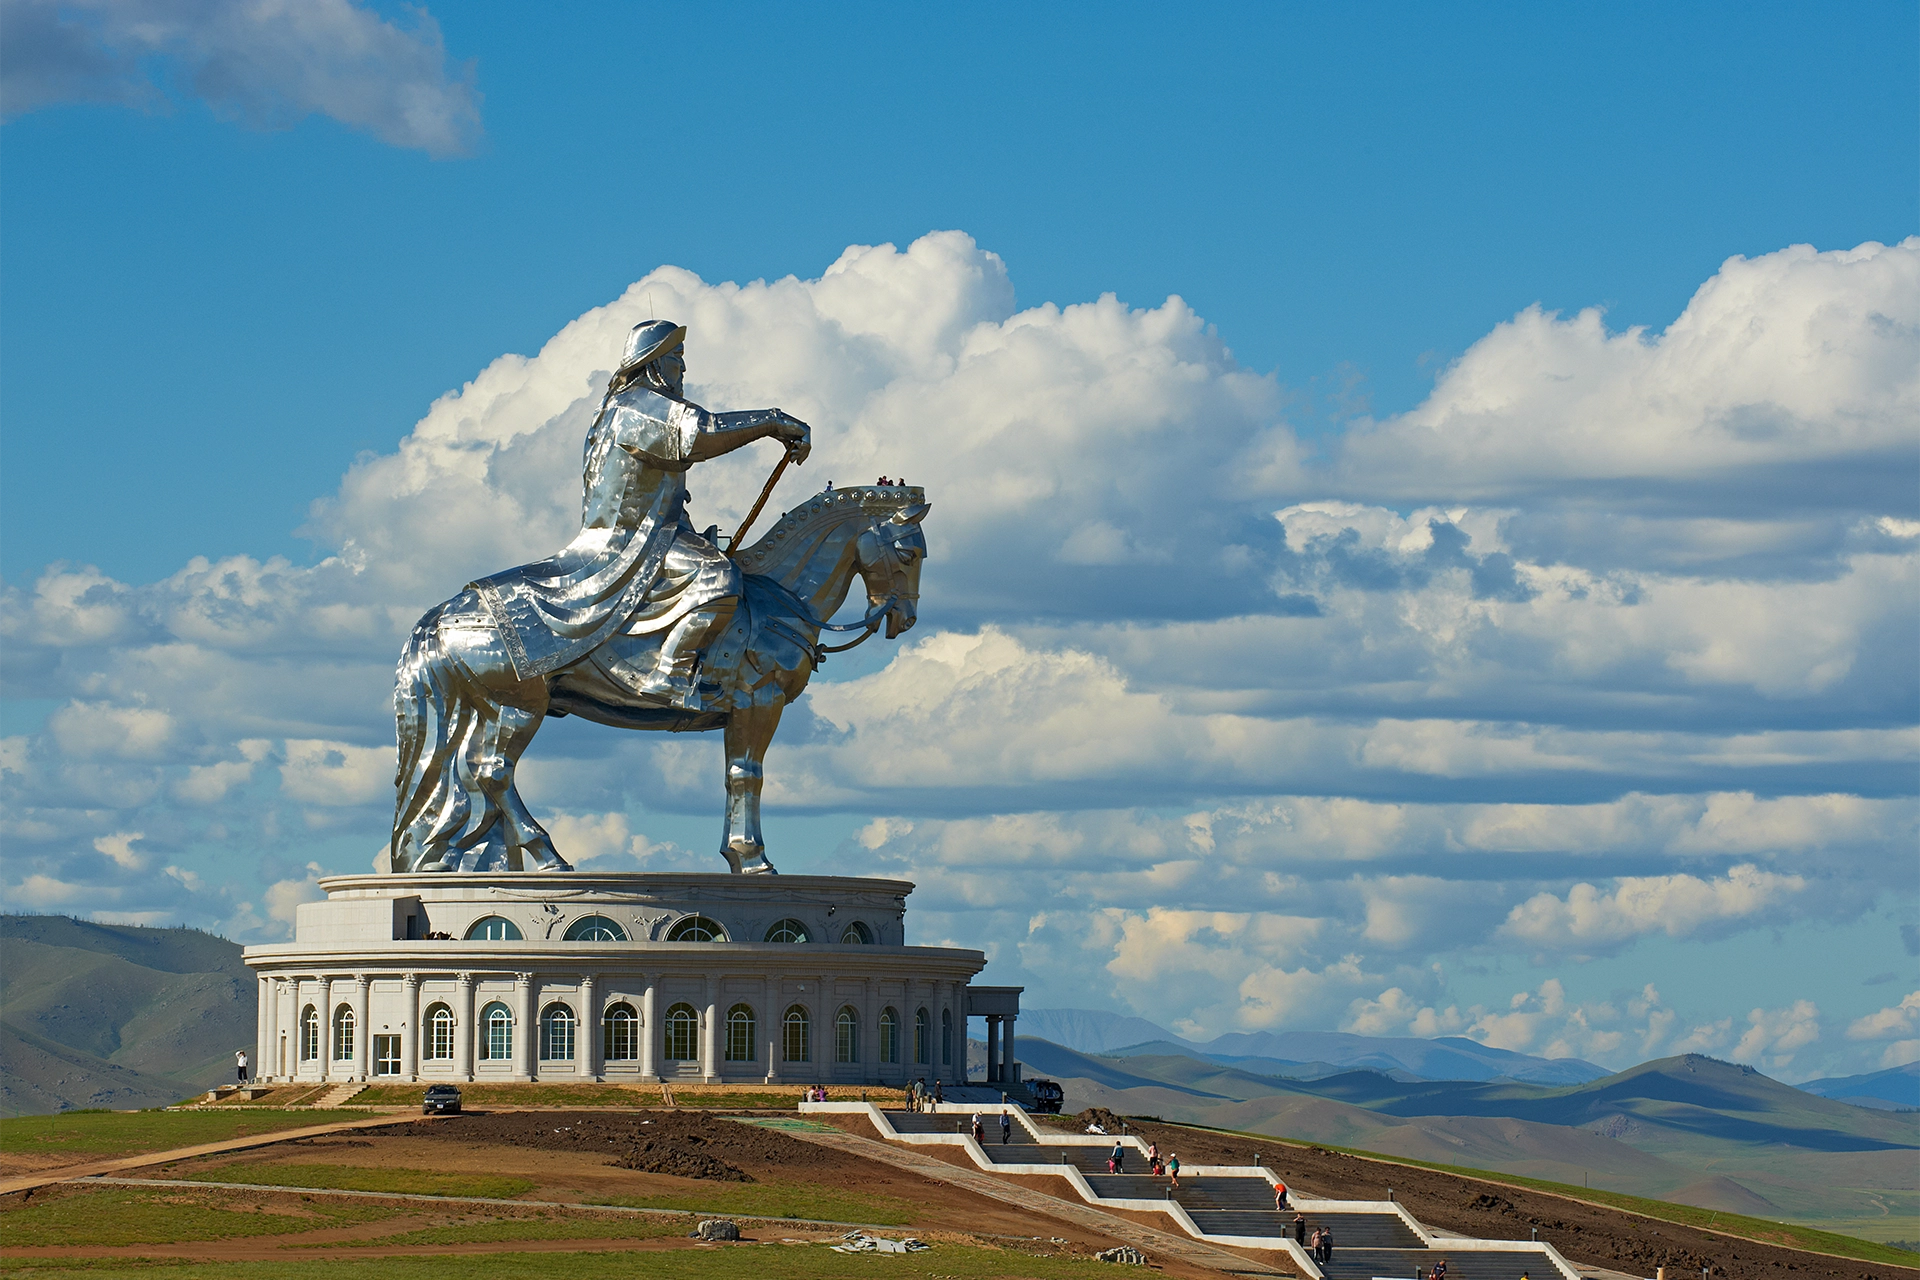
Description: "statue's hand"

(771, 410), (811, 463)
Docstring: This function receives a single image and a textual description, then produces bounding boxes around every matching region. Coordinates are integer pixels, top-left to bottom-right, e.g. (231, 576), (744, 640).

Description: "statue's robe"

(471, 384), (740, 681)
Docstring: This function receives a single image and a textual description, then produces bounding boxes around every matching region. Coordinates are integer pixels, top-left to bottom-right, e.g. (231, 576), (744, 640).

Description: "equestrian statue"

(389, 319), (927, 875)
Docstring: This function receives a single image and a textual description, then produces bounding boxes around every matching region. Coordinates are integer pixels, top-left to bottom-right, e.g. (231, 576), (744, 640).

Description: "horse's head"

(855, 493), (928, 638)
(733, 483), (929, 639)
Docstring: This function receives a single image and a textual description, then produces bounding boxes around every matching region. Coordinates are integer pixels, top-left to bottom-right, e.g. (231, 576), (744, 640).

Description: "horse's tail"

(390, 601), (473, 873)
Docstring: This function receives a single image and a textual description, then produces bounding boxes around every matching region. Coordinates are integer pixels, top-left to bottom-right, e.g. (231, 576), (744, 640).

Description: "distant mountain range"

(0, 915), (254, 1114)
(1018, 1007), (1610, 1084)
(1009, 1035), (1920, 1239)
(1795, 1061), (1920, 1111)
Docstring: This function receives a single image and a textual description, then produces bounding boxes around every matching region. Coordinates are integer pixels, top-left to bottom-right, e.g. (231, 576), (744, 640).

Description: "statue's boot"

(637, 602), (732, 710)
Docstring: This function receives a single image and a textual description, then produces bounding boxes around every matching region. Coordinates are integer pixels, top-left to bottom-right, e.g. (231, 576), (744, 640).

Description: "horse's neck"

(756, 514), (863, 622)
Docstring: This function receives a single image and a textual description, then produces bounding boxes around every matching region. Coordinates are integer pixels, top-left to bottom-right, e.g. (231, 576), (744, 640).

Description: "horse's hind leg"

(721, 702), (784, 874)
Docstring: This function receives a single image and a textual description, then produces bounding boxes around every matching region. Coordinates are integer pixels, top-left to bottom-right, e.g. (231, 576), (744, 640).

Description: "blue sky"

(1, 0), (1916, 1079)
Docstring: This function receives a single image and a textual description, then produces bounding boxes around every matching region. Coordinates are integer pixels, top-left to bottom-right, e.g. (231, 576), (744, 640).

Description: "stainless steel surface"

(391, 321), (926, 876)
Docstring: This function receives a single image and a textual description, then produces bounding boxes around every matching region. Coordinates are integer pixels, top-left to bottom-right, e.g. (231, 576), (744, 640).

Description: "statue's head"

(616, 319), (687, 396)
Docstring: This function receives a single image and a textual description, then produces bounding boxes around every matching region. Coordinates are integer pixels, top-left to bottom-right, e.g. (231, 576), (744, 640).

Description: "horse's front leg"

(721, 702), (784, 874)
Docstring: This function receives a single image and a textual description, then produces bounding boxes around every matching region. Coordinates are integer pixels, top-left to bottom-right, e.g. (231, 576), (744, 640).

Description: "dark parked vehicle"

(422, 1084), (462, 1115)
(1028, 1078), (1065, 1113)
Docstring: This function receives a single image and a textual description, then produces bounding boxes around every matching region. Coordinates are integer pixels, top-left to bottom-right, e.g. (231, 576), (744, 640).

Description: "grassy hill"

(0, 915), (255, 1115)
(1799, 1061), (1920, 1111)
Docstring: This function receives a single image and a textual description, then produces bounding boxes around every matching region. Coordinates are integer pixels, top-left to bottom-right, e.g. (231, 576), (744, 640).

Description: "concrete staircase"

(312, 1082), (368, 1109)
(813, 1102), (1579, 1280)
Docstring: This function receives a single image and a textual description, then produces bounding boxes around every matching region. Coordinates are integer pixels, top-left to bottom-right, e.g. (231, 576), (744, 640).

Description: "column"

(762, 976), (777, 1084)
(700, 975), (719, 1083)
(861, 976), (876, 1084)
(639, 976), (658, 1082)
(985, 1015), (1000, 1083)
(1005, 1013), (1018, 1084)
(349, 975), (370, 1082)
(254, 977), (271, 1084)
(400, 973), (420, 1081)
(581, 973), (600, 1080)
(321, 977), (340, 1080)
(515, 973), (535, 1081)
(454, 972), (475, 1081)
(819, 974), (832, 1083)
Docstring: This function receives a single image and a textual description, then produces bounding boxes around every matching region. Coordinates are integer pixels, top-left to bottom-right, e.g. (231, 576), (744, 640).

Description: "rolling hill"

(1014, 1037), (1920, 1241)
(0, 915), (256, 1114)
(1019, 1007), (1610, 1083)
(1798, 1061), (1920, 1111)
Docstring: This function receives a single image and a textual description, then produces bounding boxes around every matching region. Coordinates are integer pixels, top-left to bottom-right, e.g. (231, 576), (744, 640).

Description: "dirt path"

(0, 1112), (429, 1195)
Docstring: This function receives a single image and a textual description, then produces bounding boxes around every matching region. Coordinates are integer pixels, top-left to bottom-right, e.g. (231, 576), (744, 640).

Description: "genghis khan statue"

(472, 320), (812, 709)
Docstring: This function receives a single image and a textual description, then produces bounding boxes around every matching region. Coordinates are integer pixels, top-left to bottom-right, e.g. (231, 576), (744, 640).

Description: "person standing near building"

(235, 1049), (248, 1084)
(1000, 1109), (1012, 1144)
(1166, 1152), (1180, 1189)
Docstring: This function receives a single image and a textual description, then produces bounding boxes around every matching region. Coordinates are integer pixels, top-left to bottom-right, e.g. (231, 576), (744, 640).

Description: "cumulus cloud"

(1500, 865), (1807, 952)
(0, 231), (1912, 1069)
(1732, 1000), (1822, 1070)
(0, 0), (482, 156)
(1847, 991), (1920, 1045)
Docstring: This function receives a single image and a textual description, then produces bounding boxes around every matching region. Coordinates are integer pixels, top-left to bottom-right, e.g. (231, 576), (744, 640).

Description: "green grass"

(1183, 1119), (1920, 1269)
(183, 1162), (536, 1200)
(0, 1246), (1123, 1279)
(341, 1084), (649, 1107)
(0, 1110), (371, 1159)
(594, 1182), (917, 1225)
(304, 1214), (693, 1247)
(0, 1186), (397, 1248)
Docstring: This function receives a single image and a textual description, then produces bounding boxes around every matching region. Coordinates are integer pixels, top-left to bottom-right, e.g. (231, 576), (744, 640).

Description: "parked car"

(1028, 1078), (1065, 1113)
(422, 1084), (462, 1115)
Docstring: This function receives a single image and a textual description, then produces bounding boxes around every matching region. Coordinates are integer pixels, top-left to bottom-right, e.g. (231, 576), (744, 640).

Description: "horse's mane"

(731, 485), (925, 577)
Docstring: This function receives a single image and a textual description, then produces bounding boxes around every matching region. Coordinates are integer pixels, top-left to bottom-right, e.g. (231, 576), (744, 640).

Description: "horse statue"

(389, 483), (927, 875)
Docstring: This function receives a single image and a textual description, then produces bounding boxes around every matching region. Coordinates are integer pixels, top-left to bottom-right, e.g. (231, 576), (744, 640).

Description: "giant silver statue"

(391, 320), (927, 875)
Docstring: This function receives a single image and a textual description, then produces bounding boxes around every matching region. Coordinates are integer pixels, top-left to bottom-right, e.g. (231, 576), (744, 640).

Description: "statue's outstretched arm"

(688, 408), (811, 464)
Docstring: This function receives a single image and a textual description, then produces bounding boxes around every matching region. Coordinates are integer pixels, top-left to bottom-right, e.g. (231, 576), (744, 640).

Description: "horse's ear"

(896, 501), (930, 525)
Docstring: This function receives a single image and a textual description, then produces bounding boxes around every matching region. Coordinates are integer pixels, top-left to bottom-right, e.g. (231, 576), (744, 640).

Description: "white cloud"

(91, 831), (144, 870)
(265, 862), (327, 934)
(1732, 1000), (1822, 1070)
(0, 0), (482, 156)
(279, 739), (392, 806)
(1500, 865), (1807, 951)
(1847, 991), (1920, 1041)
(1333, 239), (1920, 506)
(0, 231), (1913, 1077)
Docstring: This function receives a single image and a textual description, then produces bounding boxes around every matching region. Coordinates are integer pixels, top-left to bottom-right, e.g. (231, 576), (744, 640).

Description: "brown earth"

(1056, 1112), (1920, 1280)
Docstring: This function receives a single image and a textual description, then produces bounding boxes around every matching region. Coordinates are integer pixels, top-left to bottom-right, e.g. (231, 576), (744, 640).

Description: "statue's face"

(651, 351), (686, 396)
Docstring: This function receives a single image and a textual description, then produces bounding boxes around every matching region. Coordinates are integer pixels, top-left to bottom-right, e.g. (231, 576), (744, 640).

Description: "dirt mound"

(367, 1110), (842, 1182)
(1074, 1107), (1128, 1132)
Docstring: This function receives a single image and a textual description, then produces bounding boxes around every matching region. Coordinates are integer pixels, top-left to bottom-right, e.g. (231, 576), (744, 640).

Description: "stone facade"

(242, 873), (1012, 1087)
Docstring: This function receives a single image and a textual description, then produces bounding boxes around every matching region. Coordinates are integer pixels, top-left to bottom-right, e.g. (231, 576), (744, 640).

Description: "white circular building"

(242, 872), (1023, 1088)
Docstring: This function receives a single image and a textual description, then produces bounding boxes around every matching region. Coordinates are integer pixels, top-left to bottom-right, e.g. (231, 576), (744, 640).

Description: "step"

(1315, 1246), (1555, 1280)
(313, 1082), (368, 1109)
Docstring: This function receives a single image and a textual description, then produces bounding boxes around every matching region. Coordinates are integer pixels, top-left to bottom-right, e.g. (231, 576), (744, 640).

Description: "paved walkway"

(777, 1120), (1288, 1276)
(0, 1113), (412, 1196)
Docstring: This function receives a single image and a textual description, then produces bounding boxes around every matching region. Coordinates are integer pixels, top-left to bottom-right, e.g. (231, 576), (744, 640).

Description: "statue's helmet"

(619, 319), (686, 377)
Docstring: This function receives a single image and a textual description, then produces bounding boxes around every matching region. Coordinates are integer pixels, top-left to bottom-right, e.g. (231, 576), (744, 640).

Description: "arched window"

(914, 1007), (930, 1065)
(425, 1003), (455, 1061)
(466, 915), (523, 941)
(836, 1006), (860, 1063)
(540, 1004), (576, 1061)
(563, 915), (627, 942)
(783, 1005), (810, 1063)
(664, 1002), (699, 1061)
(941, 1008), (952, 1065)
(839, 920), (874, 944)
(481, 1001), (513, 1060)
(879, 1007), (900, 1064)
(666, 915), (726, 942)
(725, 1004), (756, 1062)
(299, 1004), (320, 1061)
(332, 1005), (356, 1061)
(764, 918), (809, 943)
(603, 1002), (639, 1061)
